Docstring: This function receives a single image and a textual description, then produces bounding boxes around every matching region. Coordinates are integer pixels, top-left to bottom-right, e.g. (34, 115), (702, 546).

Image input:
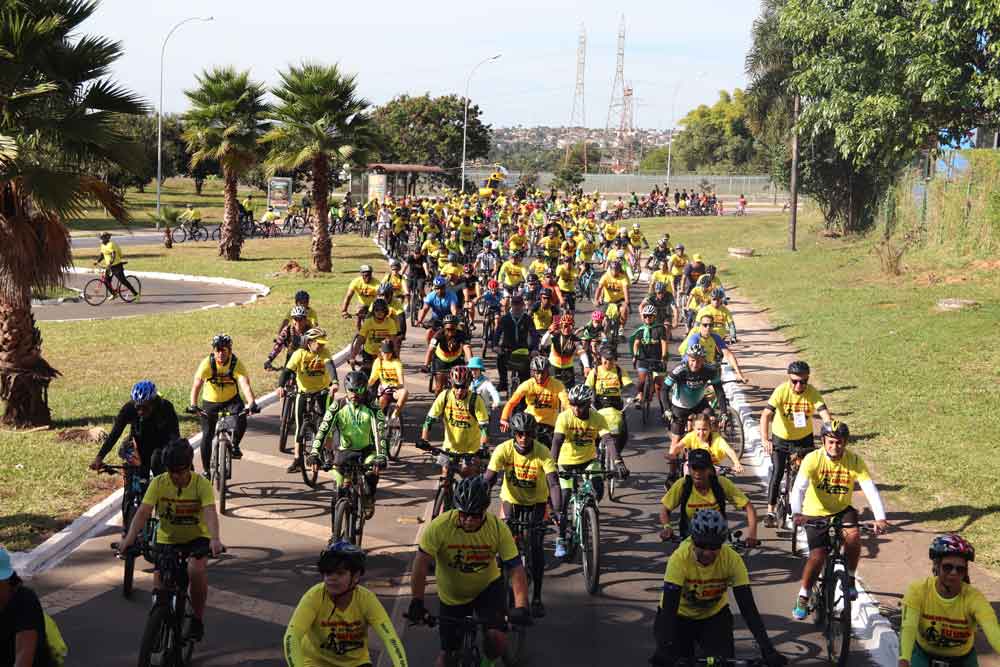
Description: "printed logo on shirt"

(320, 619), (366, 655)
(683, 576), (728, 608)
(445, 543), (494, 574)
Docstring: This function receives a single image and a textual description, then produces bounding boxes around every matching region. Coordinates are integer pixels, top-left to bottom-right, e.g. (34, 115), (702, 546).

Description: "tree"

(183, 67), (269, 260)
(551, 163), (584, 193)
(671, 90), (764, 174)
(639, 146), (670, 172)
(0, 0), (146, 426)
(372, 94), (492, 186)
(262, 62), (375, 272)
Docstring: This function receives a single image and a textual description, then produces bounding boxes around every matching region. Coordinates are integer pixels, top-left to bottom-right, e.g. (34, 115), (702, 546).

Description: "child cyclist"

(284, 540), (408, 666)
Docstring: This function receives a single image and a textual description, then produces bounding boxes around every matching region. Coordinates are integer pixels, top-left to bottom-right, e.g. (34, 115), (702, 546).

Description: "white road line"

(41, 562), (136, 615)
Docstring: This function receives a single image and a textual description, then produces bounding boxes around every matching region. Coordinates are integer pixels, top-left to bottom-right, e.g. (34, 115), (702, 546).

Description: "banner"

(268, 177), (293, 210)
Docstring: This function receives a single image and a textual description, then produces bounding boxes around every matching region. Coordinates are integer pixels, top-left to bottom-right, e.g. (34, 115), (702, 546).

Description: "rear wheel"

(278, 394), (293, 454)
(641, 378), (652, 425)
(170, 227), (187, 244)
(581, 504), (601, 594)
(722, 405), (745, 461)
(83, 278), (108, 306)
(121, 504), (137, 598)
(605, 447), (617, 502)
(386, 407), (404, 461)
(137, 605), (174, 667)
(118, 276), (141, 303)
(195, 226), (209, 241)
(300, 425), (320, 488)
(216, 441), (229, 516)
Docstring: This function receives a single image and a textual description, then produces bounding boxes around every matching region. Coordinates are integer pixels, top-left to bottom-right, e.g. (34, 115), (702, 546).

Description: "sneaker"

(201, 471), (211, 480)
(230, 445), (243, 460)
(763, 512), (778, 528)
(286, 460), (302, 474)
(530, 598), (546, 618)
(792, 596), (809, 620)
(186, 616), (204, 641)
(554, 538), (567, 559)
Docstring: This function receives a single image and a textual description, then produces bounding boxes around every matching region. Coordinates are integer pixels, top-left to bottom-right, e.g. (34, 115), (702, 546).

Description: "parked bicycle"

(84, 263), (142, 306)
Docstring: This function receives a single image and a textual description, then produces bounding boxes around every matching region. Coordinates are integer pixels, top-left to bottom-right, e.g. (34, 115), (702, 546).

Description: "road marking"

(207, 586), (295, 625)
(239, 448), (438, 493)
(229, 505), (411, 554)
(42, 562), (135, 615)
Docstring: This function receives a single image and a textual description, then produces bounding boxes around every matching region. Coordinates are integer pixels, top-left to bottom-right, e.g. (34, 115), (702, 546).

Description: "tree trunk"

(194, 177), (205, 196)
(0, 284), (59, 427)
(218, 168), (243, 260)
(311, 154), (332, 273)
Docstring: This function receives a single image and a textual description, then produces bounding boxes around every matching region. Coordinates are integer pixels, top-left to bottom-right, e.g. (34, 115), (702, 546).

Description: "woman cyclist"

(423, 314), (472, 394)
(540, 314), (580, 389)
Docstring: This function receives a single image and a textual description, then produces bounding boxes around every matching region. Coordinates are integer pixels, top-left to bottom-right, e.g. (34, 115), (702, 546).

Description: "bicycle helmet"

(567, 384), (595, 406)
(706, 264), (717, 275)
(318, 539), (366, 574)
(467, 356), (485, 370)
(820, 420), (850, 441)
(632, 222), (640, 230)
(687, 448), (713, 469)
(487, 279), (499, 290)
(447, 252), (461, 264)
(509, 411), (537, 434)
(530, 356), (549, 373)
(344, 371), (367, 393)
(559, 313), (575, 327)
(640, 304), (657, 317)
(390, 259), (402, 269)
(452, 476), (491, 514)
(566, 230), (574, 237)
(163, 439), (194, 470)
(371, 298), (390, 314)
(689, 509), (729, 548)
(675, 243), (685, 251)
(539, 288), (552, 298)
(380, 339), (395, 354)
(443, 314), (461, 327)
(359, 265), (373, 274)
(527, 273), (539, 284)
(710, 287), (726, 299)
(697, 275), (713, 288)
(131, 380), (157, 405)
(302, 327), (328, 344)
(687, 344), (707, 358)
(289, 305), (309, 319)
(295, 290), (310, 302)
(449, 365), (471, 387)
(543, 267), (555, 277)
(929, 534), (975, 562)
(433, 275), (448, 289)
(653, 281), (667, 293)
(599, 344), (617, 359)
(591, 310), (604, 323)
(99, 231), (112, 241)
(211, 333), (232, 349)
(376, 283), (394, 298)
(787, 360), (810, 376)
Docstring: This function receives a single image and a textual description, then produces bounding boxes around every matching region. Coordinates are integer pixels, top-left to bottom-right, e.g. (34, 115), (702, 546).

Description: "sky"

(87, 0), (761, 130)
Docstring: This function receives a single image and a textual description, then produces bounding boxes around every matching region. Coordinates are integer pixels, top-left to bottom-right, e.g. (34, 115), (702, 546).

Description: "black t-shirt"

(634, 323), (667, 360)
(433, 330), (469, 355)
(1, 585), (55, 667)
(406, 254), (427, 279)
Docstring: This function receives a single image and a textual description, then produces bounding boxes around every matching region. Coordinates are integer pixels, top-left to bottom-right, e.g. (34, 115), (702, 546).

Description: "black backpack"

(677, 474), (727, 537)
(208, 354), (238, 386)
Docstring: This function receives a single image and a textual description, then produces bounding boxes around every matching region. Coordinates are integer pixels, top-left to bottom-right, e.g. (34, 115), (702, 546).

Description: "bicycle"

(188, 406), (251, 515)
(330, 451), (377, 546)
(774, 446), (811, 554)
(135, 543), (223, 667)
(99, 463), (157, 598)
(636, 360), (667, 426)
(558, 467), (614, 594)
(480, 307), (499, 357)
(84, 263), (142, 305)
(405, 611), (530, 667)
(407, 277), (426, 327)
(707, 382), (746, 462)
(170, 220), (209, 244)
(416, 440), (490, 519)
(380, 391), (405, 462)
(802, 514), (857, 667)
(504, 509), (551, 651)
(266, 368), (297, 455)
(296, 391), (333, 488)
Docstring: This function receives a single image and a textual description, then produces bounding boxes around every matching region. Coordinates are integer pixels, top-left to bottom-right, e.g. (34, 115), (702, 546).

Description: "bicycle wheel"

(211, 225), (221, 241)
(431, 484), (451, 519)
(278, 395), (293, 454)
(387, 409), (404, 461)
(828, 570), (852, 666)
(605, 446), (617, 502)
(300, 425), (320, 488)
(122, 504), (137, 598)
(723, 405), (745, 461)
(641, 378), (652, 426)
(118, 275), (141, 303)
(217, 441), (229, 516)
(332, 497), (354, 543)
(170, 226), (187, 244)
(83, 278), (108, 306)
(195, 226), (209, 241)
(580, 504), (601, 594)
(137, 605), (174, 667)
(353, 488), (367, 546)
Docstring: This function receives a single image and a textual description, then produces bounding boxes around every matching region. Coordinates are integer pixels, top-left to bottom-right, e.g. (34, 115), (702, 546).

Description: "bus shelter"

(349, 163), (445, 201)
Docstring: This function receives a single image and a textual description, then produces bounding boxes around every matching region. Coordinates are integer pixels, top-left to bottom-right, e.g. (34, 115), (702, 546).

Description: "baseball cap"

(0, 546), (13, 580)
(688, 449), (713, 469)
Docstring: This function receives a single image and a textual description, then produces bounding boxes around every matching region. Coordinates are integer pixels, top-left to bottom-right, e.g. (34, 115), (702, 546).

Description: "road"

(28, 254), (879, 666)
(35, 272), (262, 322)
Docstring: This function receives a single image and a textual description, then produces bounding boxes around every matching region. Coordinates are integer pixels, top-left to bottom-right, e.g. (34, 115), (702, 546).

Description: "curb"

(720, 367), (897, 667)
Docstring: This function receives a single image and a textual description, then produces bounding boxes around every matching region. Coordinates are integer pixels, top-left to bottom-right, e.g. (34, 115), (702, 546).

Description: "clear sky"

(88, 0), (759, 129)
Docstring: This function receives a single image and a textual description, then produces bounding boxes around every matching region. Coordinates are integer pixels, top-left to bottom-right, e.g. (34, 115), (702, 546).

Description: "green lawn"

(635, 212), (1000, 566)
(1, 234), (386, 551)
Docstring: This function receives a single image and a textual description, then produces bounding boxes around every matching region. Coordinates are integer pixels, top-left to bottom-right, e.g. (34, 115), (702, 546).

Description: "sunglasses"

(349, 386), (367, 394)
(790, 377), (809, 386)
(693, 541), (722, 552)
(700, 322), (712, 328)
(642, 314), (655, 318)
(941, 563), (968, 575)
(458, 511), (485, 521)
(444, 327), (457, 333)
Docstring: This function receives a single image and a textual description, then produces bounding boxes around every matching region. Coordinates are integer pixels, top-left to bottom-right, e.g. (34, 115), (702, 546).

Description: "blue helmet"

(131, 380), (157, 405)
(433, 275), (448, 288)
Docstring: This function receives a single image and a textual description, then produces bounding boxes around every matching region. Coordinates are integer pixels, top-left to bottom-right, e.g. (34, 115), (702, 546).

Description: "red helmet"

(487, 279), (499, 290)
(449, 365), (471, 388)
(591, 310), (604, 323)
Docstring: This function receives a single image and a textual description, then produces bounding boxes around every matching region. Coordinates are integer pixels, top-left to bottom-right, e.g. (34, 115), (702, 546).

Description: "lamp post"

(461, 54), (501, 194)
(156, 16), (214, 224)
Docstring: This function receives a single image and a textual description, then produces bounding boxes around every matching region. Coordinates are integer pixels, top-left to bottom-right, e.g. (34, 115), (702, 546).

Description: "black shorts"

(669, 399), (712, 436)
(439, 575), (507, 651)
(432, 356), (465, 373)
(804, 507), (859, 551)
(773, 434), (815, 452)
(653, 605), (734, 661)
(153, 536), (211, 565)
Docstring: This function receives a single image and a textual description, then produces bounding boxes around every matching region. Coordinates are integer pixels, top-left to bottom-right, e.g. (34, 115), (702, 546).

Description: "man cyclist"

(417, 276), (460, 343)
(277, 327), (339, 474)
(95, 232), (139, 300)
(342, 265), (380, 331)
(483, 412), (561, 618)
(284, 540), (407, 667)
(631, 303), (669, 413)
(696, 288), (737, 342)
(662, 345), (726, 481)
(678, 314), (749, 383)
(180, 203), (204, 230)
(595, 260), (631, 336)
(407, 476), (531, 667)
(266, 306), (311, 371)
(352, 298), (400, 375)
(423, 314), (471, 395)
(119, 439), (224, 643)
(495, 295), (536, 394)
(421, 365), (490, 478)
(369, 339), (409, 422)
(668, 244), (689, 296)
(188, 334), (259, 474)
(500, 357), (568, 446)
(650, 509), (786, 667)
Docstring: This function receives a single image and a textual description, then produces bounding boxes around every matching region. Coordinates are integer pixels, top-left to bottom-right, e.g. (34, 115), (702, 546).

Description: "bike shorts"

(432, 355), (465, 374)
(910, 644), (977, 667)
(153, 536), (211, 564)
(773, 434), (815, 452)
(652, 605), (734, 661)
(335, 446), (375, 467)
(595, 395), (624, 412)
(438, 575), (507, 652)
(635, 358), (666, 374)
(804, 506), (858, 551)
(669, 399), (712, 436)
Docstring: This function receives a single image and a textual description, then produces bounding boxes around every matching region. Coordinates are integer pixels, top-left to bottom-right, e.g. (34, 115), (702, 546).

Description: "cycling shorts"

(669, 399), (712, 436)
(803, 506), (858, 551)
(635, 358), (666, 374)
(438, 576), (506, 651)
(432, 355), (465, 374)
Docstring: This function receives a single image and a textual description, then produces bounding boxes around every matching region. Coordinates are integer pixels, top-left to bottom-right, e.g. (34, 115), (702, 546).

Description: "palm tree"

(0, 0), (146, 426)
(261, 63), (375, 272)
(744, 0), (794, 136)
(182, 68), (269, 260)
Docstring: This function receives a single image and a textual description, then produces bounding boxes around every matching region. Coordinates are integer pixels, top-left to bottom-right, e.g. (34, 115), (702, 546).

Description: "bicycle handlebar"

(556, 468), (614, 480)
(415, 440), (489, 461)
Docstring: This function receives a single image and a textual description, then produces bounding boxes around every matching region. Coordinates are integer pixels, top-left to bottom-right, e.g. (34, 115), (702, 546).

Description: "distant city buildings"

(489, 125), (677, 152)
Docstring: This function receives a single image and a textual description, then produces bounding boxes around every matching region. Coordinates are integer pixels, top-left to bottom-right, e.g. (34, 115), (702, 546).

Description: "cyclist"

(631, 303), (669, 413)
(550, 384), (625, 558)
(480, 279), (504, 337)
(681, 253), (707, 297)
(790, 420), (889, 620)
(119, 439), (224, 643)
(278, 327), (339, 474)
(696, 288), (737, 342)
(644, 281), (676, 337)
(369, 339), (408, 421)
(94, 232), (139, 300)
(678, 313), (749, 383)
(188, 334), (259, 474)
(495, 295), (536, 394)
(584, 344), (633, 455)
(474, 240), (500, 281)
(352, 298), (400, 374)
(279, 290), (318, 331)
(627, 222), (649, 270)
(760, 360), (831, 528)
(260, 207), (282, 236)
(266, 306), (311, 371)
(284, 540), (407, 667)
(529, 288), (560, 338)
(309, 372), (387, 518)
(650, 509), (786, 667)
(662, 345), (726, 480)
(648, 258), (675, 297)
(90, 379), (179, 482)
(460, 263), (480, 329)
(0, 545), (65, 667)
(423, 314), (472, 394)
(672, 413), (744, 473)
(659, 448), (755, 545)
(483, 412), (561, 618)
(668, 244), (689, 296)
(180, 203), (203, 228)
(595, 260), (631, 336)
(383, 259), (410, 335)
(498, 251), (527, 306)
(540, 313), (580, 389)
(407, 476), (530, 667)
(576, 311), (606, 375)
(500, 357), (569, 446)
(341, 265), (380, 331)
(899, 535), (1000, 667)
(421, 365), (490, 476)
(555, 255), (577, 314)
(417, 275), (461, 340)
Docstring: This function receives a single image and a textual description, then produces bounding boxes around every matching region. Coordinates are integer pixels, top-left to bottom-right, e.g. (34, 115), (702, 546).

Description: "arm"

(545, 471), (562, 516)
(898, 600), (920, 664)
(732, 585), (779, 657)
(93, 404), (131, 465)
(507, 563), (529, 609)
(722, 348), (747, 383)
(368, 600), (409, 667)
(324, 360), (340, 395)
(120, 502), (154, 550)
(410, 549), (433, 601)
(341, 287), (355, 313)
(237, 375), (257, 407)
(283, 593), (317, 667)
(790, 468), (809, 516)
(858, 479), (888, 525)
(189, 378), (204, 408)
(549, 432), (564, 464)
(760, 407), (774, 453)
(202, 504), (224, 556)
(658, 504), (672, 540)
(744, 502), (758, 545)
(14, 631), (38, 667)
(499, 385), (526, 428)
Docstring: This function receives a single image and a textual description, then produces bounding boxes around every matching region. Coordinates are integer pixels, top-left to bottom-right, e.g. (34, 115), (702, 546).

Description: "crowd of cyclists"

(8, 185), (999, 667)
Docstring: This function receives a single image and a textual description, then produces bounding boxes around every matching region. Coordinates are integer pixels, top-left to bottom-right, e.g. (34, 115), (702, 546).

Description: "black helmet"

(376, 283), (394, 298)
(295, 290), (310, 302)
(599, 344), (617, 359)
(344, 371), (367, 393)
(820, 420), (850, 441)
(371, 298), (389, 314)
(687, 448), (713, 469)
(530, 356), (549, 373)
(509, 412), (537, 434)
(689, 509), (729, 548)
(163, 439), (194, 470)
(318, 539), (366, 574)
(787, 360), (810, 376)
(453, 476), (491, 514)
(99, 231), (112, 240)
(211, 333), (233, 350)
(443, 314), (461, 327)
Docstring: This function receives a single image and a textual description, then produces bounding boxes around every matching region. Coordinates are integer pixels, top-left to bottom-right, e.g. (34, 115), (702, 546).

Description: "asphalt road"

(35, 272), (262, 322)
(28, 256), (878, 666)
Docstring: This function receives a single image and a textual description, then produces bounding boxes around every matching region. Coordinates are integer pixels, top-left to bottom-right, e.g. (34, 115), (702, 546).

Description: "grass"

(1, 233), (386, 551)
(31, 286), (79, 300)
(634, 212), (1000, 567)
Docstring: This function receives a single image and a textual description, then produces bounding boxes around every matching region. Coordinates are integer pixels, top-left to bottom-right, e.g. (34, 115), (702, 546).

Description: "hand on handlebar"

(341, 311), (352, 319)
(186, 405), (201, 416)
(658, 525), (674, 542)
(89, 456), (104, 471)
(406, 599), (429, 625)
(249, 402), (261, 414)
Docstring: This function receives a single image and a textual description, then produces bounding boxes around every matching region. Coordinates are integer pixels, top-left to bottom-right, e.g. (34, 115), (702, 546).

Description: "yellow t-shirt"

(285, 347), (332, 394)
(371, 357), (404, 388)
(507, 235), (527, 254)
(499, 260), (525, 288)
(531, 305), (555, 332)
(766, 381), (826, 440)
(902, 577), (1000, 660)
(506, 377), (568, 427)
(99, 241), (124, 267)
(553, 409), (609, 465)
(585, 364), (633, 399)
(383, 272), (407, 309)
(488, 439), (557, 505)
(798, 448), (871, 516)
(687, 287), (711, 312)
(598, 273), (629, 303)
(421, 239), (441, 257)
(284, 584), (404, 667)
(649, 270), (674, 293)
(542, 236), (562, 256)
(679, 431), (735, 466)
(678, 331), (723, 365)
(195, 354), (248, 403)
(669, 253), (689, 277)
(428, 389), (489, 453)
(418, 511), (519, 606)
(576, 240), (597, 261)
(602, 223), (620, 241)
(629, 230), (645, 247)
(556, 265), (577, 293)
(695, 304), (733, 338)
(662, 539), (749, 620)
(358, 315), (399, 356)
(142, 472), (214, 544)
(458, 222), (477, 242)
(348, 276), (380, 307)
(660, 475), (749, 518)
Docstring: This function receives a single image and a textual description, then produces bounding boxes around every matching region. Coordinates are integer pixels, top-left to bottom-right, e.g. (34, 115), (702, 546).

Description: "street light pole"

(157, 16), (213, 225)
(461, 54), (501, 194)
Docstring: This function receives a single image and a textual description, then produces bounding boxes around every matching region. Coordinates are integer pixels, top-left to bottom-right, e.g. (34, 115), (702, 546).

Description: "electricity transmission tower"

(567, 23), (587, 171)
(603, 15), (632, 173)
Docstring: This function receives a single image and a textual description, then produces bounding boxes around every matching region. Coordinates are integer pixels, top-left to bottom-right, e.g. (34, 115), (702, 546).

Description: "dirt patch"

(272, 260), (314, 278)
(56, 427), (108, 443)
(972, 260), (1000, 272)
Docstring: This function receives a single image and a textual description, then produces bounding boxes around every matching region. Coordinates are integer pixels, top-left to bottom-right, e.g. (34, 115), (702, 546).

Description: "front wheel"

(137, 604), (175, 667)
(581, 504), (601, 594)
(386, 408), (404, 461)
(431, 483), (451, 519)
(170, 227), (188, 244)
(83, 278), (108, 306)
(300, 426), (320, 488)
(332, 497), (355, 543)
(828, 570), (852, 666)
(605, 446), (617, 503)
(216, 441), (229, 516)
(723, 405), (745, 461)
(277, 395), (293, 454)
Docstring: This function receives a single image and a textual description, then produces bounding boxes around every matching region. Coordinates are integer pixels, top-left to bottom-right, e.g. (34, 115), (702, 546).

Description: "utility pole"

(788, 94), (800, 251)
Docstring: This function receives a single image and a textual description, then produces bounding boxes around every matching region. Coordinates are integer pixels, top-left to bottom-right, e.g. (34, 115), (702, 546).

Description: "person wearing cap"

(382, 259), (410, 338)
(0, 546), (61, 667)
(277, 326), (338, 474)
(94, 232), (139, 300)
(681, 253), (706, 297)
(468, 356), (501, 436)
(341, 265), (380, 331)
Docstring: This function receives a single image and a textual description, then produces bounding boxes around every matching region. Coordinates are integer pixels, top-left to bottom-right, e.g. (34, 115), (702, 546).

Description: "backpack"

(208, 353), (238, 386)
(677, 474), (727, 537)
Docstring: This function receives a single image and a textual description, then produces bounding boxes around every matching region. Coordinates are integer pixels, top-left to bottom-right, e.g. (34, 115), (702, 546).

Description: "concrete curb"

(31, 289), (83, 306)
(721, 367), (897, 667)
